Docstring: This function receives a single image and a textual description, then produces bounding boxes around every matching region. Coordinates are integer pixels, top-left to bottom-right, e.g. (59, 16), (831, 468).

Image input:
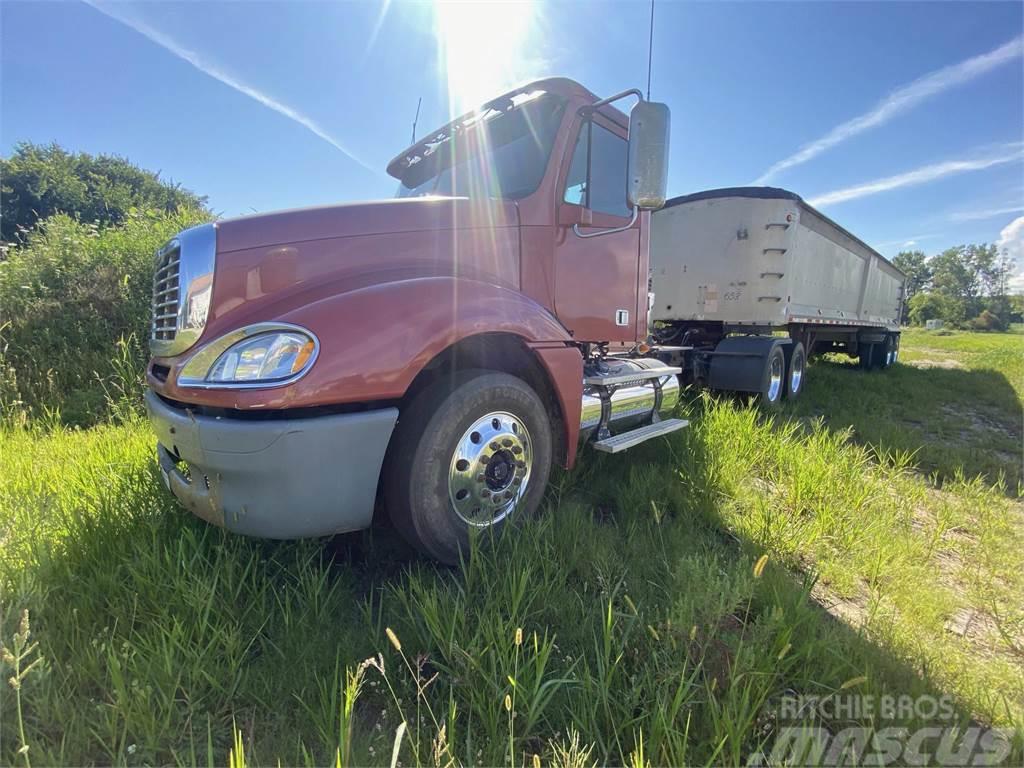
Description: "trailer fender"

(708, 336), (790, 393)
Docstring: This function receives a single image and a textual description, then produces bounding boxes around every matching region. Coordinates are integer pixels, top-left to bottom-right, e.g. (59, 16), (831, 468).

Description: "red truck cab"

(145, 77), (681, 562)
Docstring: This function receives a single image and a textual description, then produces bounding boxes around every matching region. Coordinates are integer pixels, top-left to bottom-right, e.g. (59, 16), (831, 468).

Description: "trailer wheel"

(760, 345), (786, 407)
(881, 334), (898, 369)
(784, 341), (806, 399)
(382, 369), (552, 564)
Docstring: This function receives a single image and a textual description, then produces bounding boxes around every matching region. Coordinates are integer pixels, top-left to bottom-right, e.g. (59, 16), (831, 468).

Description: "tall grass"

(3, 328), (1021, 766)
(0, 207), (209, 426)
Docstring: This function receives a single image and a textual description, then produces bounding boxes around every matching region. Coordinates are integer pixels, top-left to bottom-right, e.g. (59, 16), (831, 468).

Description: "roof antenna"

(646, 0), (655, 100)
(411, 97), (422, 144)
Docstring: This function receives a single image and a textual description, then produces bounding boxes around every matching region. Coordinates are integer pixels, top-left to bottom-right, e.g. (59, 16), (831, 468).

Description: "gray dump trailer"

(646, 187), (906, 404)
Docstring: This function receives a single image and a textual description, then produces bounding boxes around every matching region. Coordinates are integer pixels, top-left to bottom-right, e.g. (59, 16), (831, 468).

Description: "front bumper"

(145, 390), (398, 538)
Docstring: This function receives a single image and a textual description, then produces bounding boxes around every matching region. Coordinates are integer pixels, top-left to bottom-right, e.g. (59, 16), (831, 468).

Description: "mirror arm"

(578, 88), (644, 117)
(573, 206), (639, 239)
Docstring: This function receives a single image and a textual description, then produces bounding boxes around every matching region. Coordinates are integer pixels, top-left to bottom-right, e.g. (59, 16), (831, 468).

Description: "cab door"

(553, 113), (641, 344)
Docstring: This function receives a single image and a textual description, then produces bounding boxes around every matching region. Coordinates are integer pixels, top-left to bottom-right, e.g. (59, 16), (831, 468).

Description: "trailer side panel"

(650, 188), (904, 331)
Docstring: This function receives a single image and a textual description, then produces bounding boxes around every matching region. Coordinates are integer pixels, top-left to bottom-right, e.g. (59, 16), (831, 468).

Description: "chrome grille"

(148, 222), (216, 357)
(151, 241), (182, 344)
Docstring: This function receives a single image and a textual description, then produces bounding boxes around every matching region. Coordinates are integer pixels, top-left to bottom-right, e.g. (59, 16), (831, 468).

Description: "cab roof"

(385, 77), (608, 181)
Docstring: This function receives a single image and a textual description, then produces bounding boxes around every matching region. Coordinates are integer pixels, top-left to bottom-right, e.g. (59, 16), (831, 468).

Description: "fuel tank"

(580, 357), (680, 440)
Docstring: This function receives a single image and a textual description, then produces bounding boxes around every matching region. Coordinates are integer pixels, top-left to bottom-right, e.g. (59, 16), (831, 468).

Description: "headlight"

(178, 323), (319, 388)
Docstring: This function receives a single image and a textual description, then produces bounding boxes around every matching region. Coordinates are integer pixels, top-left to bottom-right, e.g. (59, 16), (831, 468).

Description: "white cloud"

(85, 1), (378, 175)
(808, 146), (1024, 208)
(754, 35), (1024, 184)
(997, 216), (1024, 292)
(949, 204), (1024, 222)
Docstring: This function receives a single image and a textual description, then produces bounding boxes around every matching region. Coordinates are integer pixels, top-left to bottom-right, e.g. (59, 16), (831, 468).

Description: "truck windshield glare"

(396, 92), (566, 200)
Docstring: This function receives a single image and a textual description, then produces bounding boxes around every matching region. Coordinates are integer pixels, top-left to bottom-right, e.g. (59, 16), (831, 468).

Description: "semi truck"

(145, 77), (904, 563)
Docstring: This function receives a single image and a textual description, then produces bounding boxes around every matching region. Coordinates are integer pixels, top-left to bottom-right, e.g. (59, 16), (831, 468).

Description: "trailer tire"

(382, 369), (552, 565)
(784, 341), (806, 399)
(760, 345), (786, 408)
(881, 334), (898, 369)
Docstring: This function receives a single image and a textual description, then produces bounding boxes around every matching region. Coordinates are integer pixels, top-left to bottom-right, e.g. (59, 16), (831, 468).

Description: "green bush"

(1, 142), (207, 244)
(968, 309), (1007, 332)
(0, 207), (210, 425)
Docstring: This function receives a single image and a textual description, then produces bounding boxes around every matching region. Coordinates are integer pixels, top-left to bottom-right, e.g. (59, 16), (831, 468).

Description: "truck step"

(593, 418), (689, 454)
(584, 365), (681, 387)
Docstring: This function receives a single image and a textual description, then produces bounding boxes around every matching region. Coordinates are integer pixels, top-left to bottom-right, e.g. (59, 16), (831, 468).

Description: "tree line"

(1, 141), (206, 245)
(893, 245), (1021, 330)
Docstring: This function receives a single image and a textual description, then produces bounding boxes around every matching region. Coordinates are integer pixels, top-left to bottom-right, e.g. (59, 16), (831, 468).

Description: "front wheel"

(382, 370), (553, 564)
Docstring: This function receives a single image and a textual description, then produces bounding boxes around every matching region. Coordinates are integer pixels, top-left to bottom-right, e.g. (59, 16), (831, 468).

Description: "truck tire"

(760, 344), (786, 408)
(382, 369), (553, 564)
(784, 341), (806, 399)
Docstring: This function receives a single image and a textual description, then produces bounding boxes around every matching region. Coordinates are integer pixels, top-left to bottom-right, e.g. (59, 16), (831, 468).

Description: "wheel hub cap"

(448, 411), (532, 527)
(790, 355), (804, 393)
(767, 356), (783, 401)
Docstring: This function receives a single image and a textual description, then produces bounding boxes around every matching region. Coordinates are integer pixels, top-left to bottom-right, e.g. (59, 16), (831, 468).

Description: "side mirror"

(627, 100), (670, 210)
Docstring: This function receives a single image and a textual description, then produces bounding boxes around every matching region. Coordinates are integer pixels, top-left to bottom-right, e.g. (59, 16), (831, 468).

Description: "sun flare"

(432, 0), (545, 114)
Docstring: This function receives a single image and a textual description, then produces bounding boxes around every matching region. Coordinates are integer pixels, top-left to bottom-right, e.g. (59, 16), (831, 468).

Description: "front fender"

(154, 277), (575, 411)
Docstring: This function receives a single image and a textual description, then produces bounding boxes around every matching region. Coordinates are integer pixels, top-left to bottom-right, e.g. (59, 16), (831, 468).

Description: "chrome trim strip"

(176, 322), (320, 389)
(150, 222), (217, 357)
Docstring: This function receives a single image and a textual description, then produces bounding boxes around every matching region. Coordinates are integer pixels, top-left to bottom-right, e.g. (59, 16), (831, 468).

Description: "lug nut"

(512, 445), (522, 455)
(480, 454), (490, 464)
(489, 441), (500, 451)
(502, 438), (513, 447)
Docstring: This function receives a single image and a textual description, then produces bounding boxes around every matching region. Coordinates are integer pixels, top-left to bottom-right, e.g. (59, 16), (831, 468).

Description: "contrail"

(808, 146), (1024, 208)
(85, 1), (379, 175)
(755, 35), (1024, 185)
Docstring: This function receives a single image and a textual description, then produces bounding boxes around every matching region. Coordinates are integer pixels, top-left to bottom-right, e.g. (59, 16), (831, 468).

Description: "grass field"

(1, 329), (1022, 766)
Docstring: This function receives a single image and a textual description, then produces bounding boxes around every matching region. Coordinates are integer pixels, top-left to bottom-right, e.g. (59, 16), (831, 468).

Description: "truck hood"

(202, 196), (522, 336)
(216, 196), (518, 253)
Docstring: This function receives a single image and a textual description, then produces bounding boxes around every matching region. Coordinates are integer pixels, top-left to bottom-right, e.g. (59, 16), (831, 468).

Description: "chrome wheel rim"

(790, 352), (804, 394)
(448, 411), (532, 527)
(767, 355), (783, 401)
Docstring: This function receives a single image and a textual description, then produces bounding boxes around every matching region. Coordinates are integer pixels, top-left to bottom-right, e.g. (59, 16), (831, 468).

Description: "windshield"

(396, 92), (567, 200)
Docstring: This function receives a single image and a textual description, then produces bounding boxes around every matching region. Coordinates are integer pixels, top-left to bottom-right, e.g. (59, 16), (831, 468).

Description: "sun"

(432, 0), (545, 113)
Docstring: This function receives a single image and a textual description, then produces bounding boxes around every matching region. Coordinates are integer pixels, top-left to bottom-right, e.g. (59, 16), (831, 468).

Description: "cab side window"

(562, 121), (631, 218)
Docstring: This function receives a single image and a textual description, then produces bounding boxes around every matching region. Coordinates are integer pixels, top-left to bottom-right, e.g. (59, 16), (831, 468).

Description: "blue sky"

(2, 1), (1022, 282)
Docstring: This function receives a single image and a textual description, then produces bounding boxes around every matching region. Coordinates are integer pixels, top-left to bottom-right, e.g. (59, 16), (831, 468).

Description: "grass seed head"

(504, 694), (512, 712)
(385, 627), (402, 653)
(753, 554), (769, 579)
(515, 627), (522, 647)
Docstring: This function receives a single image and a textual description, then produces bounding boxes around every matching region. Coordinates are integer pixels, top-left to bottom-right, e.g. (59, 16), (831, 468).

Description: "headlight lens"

(177, 324), (318, 387)
(207, 332), (316, 383)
